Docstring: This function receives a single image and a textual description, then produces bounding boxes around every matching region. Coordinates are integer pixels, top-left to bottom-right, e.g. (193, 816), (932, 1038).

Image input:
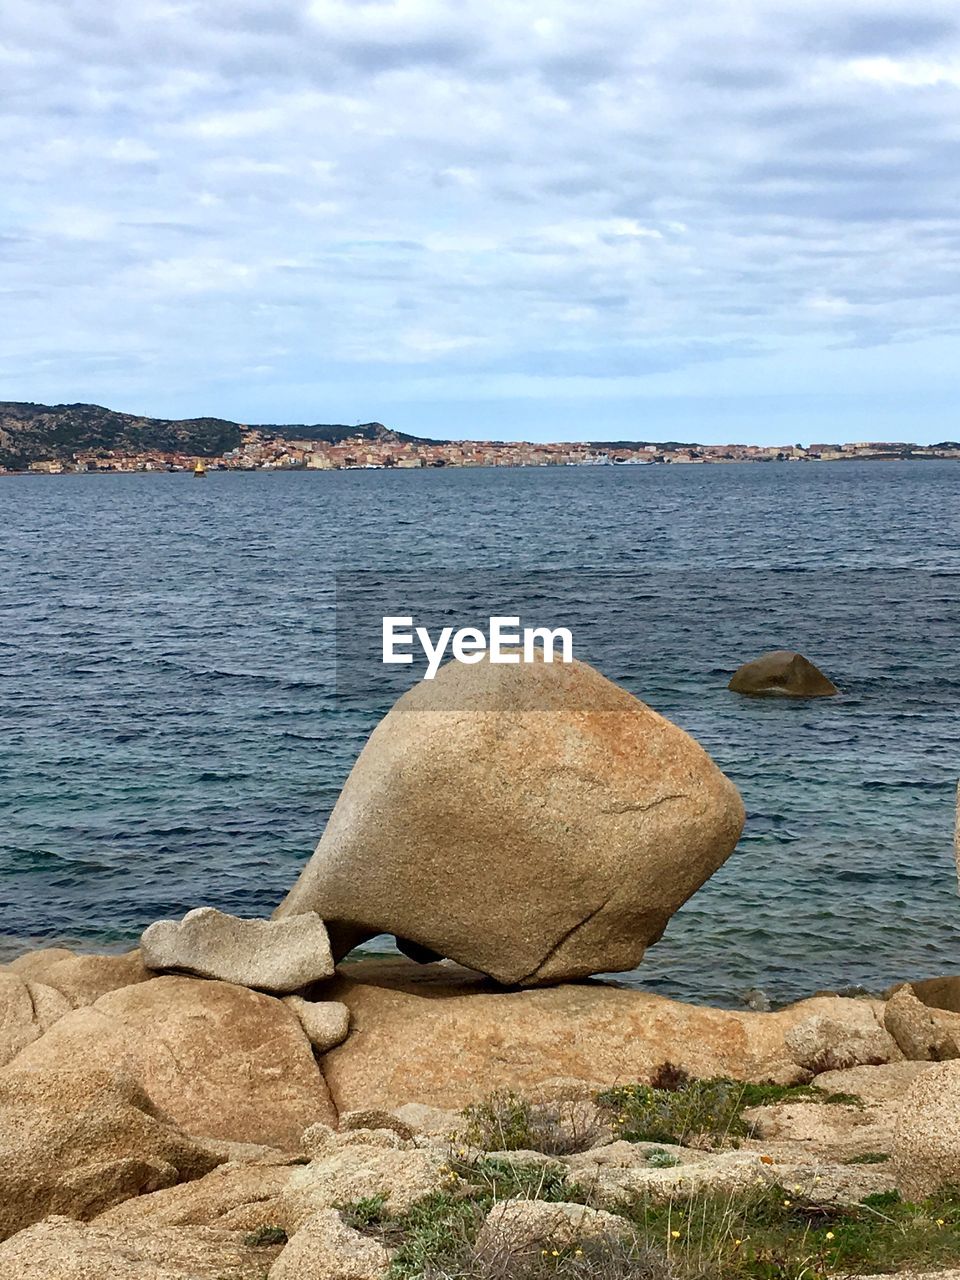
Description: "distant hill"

(259, 421), (438, 446)
(0, 402), (435, 470)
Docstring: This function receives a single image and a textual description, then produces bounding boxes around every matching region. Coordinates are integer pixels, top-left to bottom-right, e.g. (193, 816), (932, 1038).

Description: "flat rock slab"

(0, 1215), (280, 1279)
(97, 1158), (301, 1231)
(142, 908), (334, 993)
(319, 959), (881, 1111)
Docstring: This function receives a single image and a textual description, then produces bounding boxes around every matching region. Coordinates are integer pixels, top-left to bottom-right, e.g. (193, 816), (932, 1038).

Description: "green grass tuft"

(342, 1179), (960, 1280)
(645, 1149), (682, 1169)
(242, 1224), (287, 1247)
(595, 1077), (863, 1148)
(459, 1090), (607, 1157)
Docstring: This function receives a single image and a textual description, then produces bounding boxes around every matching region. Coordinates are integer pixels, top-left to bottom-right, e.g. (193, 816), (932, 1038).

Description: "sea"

(2, 460), (959, 1008)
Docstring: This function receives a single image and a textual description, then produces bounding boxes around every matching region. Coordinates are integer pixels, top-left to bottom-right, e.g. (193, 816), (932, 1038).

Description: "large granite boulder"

(7, 975), (337, 1146)
(141, 907), (334, 993)
(728, 651), (838, 698)
(0, 1063), (219, 1240)
(276, 656), (745, 985)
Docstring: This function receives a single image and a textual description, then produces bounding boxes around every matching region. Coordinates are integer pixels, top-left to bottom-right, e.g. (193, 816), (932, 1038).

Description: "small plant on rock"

(460, 1091), (606, 1157)
(338, 1192), (391, 1233)
(596, 1078), (747, 1148)
(243, 1224), (287, 1246)
(462, 1091), (536, 1152)
(596, 1073), (861, 1149)
(645, 1148), (681, 1169)
(454, 1153), (578, 1204)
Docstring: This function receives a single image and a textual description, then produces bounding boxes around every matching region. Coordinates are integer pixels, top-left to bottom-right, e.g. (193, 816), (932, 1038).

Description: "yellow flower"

(783, 1200), (791, 1208)
(671, 1230), (681, 1239)
(825, 1232), (835, 1241)
(551, 1250), (560, 1257)
(541, 1251), (548, 1257)
(938, 1219), (946, 1228)
(575, 1250), (583, 1257)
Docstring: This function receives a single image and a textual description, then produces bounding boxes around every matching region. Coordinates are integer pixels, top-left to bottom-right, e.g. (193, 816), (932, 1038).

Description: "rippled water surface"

(2, 462), (959, 1005)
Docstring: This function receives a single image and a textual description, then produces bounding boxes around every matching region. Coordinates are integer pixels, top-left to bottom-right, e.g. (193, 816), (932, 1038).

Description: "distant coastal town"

(2, 399), (959, 473)
(12, 429), (960, 474)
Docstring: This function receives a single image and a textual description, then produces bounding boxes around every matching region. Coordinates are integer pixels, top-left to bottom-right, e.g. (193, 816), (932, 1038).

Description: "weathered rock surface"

(0, 1063), (219, 1240)
(909, 975), (960, 1014)
(142, 907), (334, 993)
(7, 975), (336, 1146)
(392, 1101), (462, 1138)
(268, 1208), (390, 1280)
(275, 1126), (446, 1233)
(340, 1108), (416, 1139)
(784, 1006), (900, 1072)
(0, 972), (70, 1066)
(318, 961), (885, 1111)
(276, 655), (745, 985)
(565, 1144), (890, 1208)
(284, 995), (350, 1051)
(96, 1156), (301, 1230)
(884, 984), (960, 1061)
(744, 1099), (894, 1162)
(893, 1060), (960, 1200)
(812, 1061), (932, 1104)
(728, 650), (838, 698)
(476, 1199), (630, 1255)
(568, 1148), (772, 1205)
(0, 1214), (279, 1278)
(7, 947), (152, 1006)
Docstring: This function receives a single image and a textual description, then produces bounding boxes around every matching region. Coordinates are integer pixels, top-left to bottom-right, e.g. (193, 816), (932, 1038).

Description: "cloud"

(1, 0), (959, 440)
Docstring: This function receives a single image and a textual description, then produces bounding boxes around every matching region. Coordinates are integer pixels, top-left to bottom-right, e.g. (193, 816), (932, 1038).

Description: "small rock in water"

(741, 987), (772, 1012)
(141, 907), (334, 993)
(728, 650), (838, 698)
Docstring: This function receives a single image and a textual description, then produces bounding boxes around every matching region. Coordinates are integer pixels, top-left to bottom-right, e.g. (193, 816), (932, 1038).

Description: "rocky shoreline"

(3, 941), (960, 1277)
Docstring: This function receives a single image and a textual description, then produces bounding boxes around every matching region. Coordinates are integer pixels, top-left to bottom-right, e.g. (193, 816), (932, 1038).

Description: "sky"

(2, 0), (960, 444)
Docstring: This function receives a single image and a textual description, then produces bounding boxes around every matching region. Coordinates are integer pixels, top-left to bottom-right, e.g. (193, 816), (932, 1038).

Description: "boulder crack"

(519, 894), (615, 984)
(598, 792), (686, 815)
